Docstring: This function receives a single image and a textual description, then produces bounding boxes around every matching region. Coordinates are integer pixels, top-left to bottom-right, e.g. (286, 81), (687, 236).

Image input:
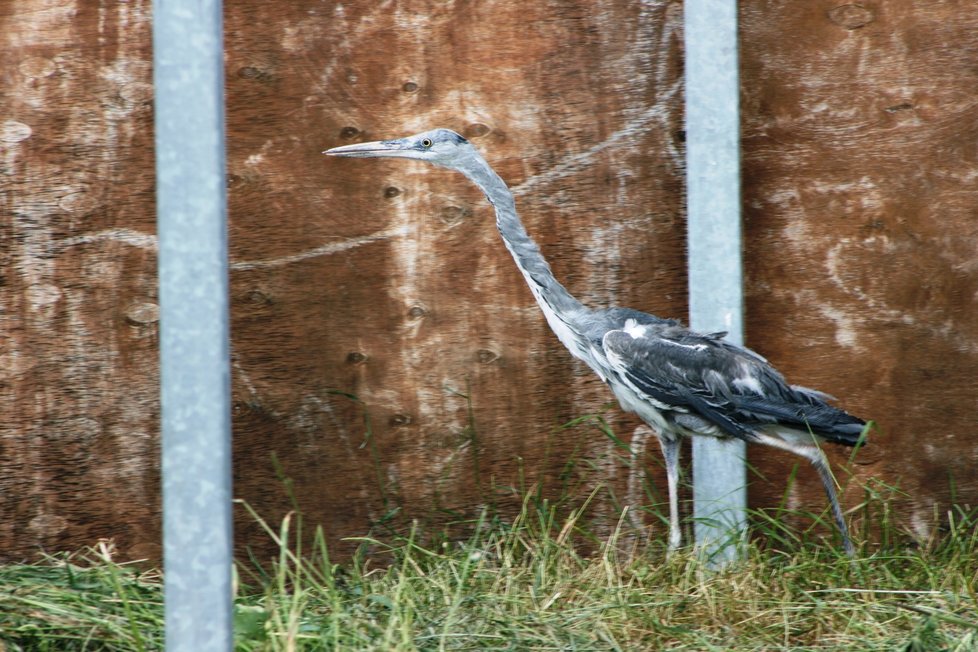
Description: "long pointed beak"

(323, 138), (413, 159)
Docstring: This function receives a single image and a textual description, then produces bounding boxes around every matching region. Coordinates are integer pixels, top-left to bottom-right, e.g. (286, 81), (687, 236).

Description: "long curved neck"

(456, 154), (586, 319)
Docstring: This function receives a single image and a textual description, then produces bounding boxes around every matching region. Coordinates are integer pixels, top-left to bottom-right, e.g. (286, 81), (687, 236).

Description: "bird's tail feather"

(735, 395), (867, 447)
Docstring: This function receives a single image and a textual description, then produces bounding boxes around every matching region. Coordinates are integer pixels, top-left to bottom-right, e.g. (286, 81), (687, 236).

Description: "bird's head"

(323, 128), (476, 170)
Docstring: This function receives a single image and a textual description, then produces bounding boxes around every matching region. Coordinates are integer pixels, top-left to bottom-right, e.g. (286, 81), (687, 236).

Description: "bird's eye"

(421, 138), (433, 148)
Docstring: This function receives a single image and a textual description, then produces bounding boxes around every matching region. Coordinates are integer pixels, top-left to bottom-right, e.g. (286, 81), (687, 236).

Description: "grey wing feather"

(601, 323), (865, 445)
(602, 327), (760, 442)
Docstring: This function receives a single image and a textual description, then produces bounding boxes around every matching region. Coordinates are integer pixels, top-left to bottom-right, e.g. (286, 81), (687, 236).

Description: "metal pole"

(684, 0), (747, 563)
(153, 0), (233, 648)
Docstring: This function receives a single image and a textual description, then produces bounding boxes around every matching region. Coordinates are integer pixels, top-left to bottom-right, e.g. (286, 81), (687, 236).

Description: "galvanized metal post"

(684, 0), (747, 563)
(153, 0), (233, 649)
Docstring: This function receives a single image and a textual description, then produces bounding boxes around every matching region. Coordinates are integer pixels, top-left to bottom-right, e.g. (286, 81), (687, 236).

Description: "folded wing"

(601, 320), (865, 445)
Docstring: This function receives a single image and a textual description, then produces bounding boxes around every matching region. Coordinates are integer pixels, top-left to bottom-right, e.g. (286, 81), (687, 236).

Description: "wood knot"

(476, 349), (500, 364)
(464, 123), (491, 138)
(884, 102), (914, 113)
(237, 66), (274, 82)
(125, 302), (160, 325)
(18, 56), (56, 79)
(389, 413), (412, 427)
(1, 120), (32, 143)
(439, 205), (471, 225)
(58, 188), (101, 214)
(827, 4), (875, 29)
(119, 82), (154, 106)
(245, 289), (271, 305)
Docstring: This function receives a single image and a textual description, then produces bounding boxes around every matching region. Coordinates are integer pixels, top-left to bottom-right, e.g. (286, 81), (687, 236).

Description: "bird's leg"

(753, 432), (854, 557)
(808, 448), (855, 557)
(657, 435), (682, 552)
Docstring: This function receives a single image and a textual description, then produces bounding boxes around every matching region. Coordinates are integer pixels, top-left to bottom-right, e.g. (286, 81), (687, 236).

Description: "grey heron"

(325, 128), (866, 556)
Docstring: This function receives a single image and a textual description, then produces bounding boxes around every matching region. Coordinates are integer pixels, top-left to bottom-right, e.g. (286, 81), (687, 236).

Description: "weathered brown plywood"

(0, 1), (160, 560)
(2, 0), (977, 563)
(741, 1), (978, 539)
(224, 0), (688, 559)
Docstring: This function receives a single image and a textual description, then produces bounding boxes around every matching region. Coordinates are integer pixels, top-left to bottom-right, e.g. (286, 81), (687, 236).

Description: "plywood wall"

(1, 1), (160, 560)
(1, 0), (975, 562)
(740, 1), (978, 539)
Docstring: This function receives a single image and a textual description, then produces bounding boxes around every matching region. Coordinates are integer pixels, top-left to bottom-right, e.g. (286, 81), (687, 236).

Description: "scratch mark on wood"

(513, 88), (681, 196)
(50, 226), (410, 271)
(54, 228), (157, 253)
(231, 224), (409, 270)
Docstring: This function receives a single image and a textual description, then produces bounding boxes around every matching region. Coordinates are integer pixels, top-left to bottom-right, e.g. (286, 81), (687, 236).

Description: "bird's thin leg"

(753, 432), (854, 557)
(808, 448), (855, 557)
(657, 435), (682, 552)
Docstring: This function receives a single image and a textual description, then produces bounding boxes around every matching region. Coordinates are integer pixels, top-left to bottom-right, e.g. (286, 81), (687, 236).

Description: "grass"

(1, 485), (977, 651)
(0, 409), (972, 650)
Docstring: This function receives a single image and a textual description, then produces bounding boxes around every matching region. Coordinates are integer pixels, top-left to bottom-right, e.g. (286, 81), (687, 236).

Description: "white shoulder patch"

(623, 319), (647, 339)
(732, 375), (764, 395)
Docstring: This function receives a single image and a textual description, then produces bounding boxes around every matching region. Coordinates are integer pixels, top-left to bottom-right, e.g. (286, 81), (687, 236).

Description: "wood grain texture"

(225, 0), (687, 560)
(1, 0), (976, 562)
(741, 1), (978, 540)
(0, 1), (160, 561)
